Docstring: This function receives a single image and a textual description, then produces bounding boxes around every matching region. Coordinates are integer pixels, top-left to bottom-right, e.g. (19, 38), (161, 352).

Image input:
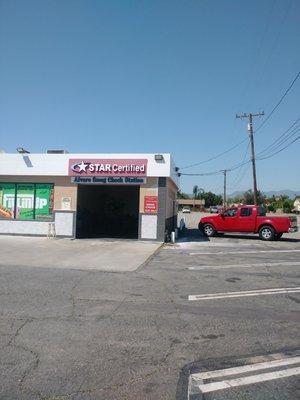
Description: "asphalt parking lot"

(1, 213), (299, 399)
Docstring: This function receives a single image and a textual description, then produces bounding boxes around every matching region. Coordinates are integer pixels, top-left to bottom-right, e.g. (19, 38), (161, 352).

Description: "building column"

(157, 177), (167, 241)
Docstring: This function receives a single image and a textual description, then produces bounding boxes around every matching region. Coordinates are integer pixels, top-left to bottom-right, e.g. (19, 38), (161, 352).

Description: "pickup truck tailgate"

(290, 215), (298, 230)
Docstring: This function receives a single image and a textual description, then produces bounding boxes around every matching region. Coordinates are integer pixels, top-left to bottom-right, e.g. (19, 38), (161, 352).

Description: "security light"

(154, 154), (164, 161)
(16, 147), (30, 154)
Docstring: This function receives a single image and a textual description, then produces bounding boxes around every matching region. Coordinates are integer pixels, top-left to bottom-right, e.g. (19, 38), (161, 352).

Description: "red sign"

(144, 196), (158, 214)
(68, 159), (147, 177)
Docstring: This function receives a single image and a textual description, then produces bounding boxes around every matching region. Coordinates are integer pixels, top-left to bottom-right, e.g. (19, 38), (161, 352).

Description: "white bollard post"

(171, 231), (176, 243)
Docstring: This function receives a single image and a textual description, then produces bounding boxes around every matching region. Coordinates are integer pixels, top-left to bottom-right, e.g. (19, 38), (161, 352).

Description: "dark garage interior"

(76, 185), (140, 239)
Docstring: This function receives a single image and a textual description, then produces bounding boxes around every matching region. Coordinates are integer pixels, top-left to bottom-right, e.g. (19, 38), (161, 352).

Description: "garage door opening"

(76, 185), (139, 239)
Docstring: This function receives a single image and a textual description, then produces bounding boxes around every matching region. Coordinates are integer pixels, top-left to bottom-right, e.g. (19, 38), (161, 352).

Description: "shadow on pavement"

(177, 229), (300, 243)
(177, 228), (210, 243)
(214, 233), (300, 243)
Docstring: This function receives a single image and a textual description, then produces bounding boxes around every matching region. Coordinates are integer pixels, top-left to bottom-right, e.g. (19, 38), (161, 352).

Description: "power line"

(180, 138), (247, 170)
(228, 164), (249, 191)
(254, 0), (293, 92)
(257, 133), (300, 160)
(228, 142), (250, 189)
(255, 71), (300, 133)
(180, 120), (300, 178)
(180, 70), (299, 171)
(239, 0), (276, 107)
(179, 170), (222, 176)
(257, 117), (300, 156)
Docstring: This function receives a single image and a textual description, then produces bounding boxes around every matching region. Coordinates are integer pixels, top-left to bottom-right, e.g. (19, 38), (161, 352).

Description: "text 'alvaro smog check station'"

(0, 152), (179, 241)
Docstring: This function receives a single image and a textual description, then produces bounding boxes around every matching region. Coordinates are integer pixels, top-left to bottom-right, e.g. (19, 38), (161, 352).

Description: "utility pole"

(220, 169), (229, 206)
(236, 112), (264, 205)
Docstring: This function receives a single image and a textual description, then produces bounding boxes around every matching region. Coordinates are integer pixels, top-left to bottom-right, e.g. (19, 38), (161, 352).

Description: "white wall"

(0, 153), (178, 186)
(0, 211), (74, 237)
(141, 214), (157, 239)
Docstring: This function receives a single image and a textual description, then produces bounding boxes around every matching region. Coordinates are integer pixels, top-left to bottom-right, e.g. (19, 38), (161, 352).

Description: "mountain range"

(228, 190), (300, 199)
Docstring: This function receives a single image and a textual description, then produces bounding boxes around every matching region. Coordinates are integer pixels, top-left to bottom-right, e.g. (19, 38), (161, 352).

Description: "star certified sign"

(76, 161), (89, 172)
(69, 159), (148, 177)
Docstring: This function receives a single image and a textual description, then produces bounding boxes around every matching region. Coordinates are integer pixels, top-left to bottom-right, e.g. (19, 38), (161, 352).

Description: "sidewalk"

(0, 236), (162, 272)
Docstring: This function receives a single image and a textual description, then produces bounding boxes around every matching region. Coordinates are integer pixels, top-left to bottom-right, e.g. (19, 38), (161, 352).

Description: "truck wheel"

(202, 223), (216, 237)
(259, 225), (275, 241)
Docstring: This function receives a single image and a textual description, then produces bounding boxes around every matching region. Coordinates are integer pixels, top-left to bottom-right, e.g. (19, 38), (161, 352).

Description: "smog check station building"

(0, 153), (179, 241)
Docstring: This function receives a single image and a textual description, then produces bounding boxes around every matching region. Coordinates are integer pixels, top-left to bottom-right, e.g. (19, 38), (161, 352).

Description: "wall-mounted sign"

(69, 159), (147, 177)
(144, 195), (158, 214)
(71, 176), (146, 185)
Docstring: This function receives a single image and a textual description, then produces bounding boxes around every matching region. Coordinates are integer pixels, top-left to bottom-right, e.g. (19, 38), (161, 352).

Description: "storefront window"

(35, 184), (54, 220)
(0, 183), (54, 220)
(16, 184), (35, 220)
(0, 183), (15, 219)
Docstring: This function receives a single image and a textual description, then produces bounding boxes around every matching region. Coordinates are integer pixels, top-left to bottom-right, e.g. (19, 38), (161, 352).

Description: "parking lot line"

(188, 261), (300, 270)
(192, 356), (300, 380)
(189, 352), (300, 396)
(188, 287), (300, 301)
(189, 249), (300, 255)
(193, 366), (300, 393)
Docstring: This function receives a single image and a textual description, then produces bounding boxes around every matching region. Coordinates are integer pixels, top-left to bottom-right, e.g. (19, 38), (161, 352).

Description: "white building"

(0, 152), (179, 241)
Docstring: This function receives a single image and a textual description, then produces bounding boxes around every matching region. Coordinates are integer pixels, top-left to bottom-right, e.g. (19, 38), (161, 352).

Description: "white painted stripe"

(193, 366), (300, 393)
(188, 261), (300, 270)
(189, 249), (300, 255)
(192, 356), (300, 380)
(188, 287), (300, 301)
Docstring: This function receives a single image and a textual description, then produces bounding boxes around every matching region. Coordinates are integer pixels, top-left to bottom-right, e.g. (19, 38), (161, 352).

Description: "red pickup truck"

(199, 205), (298, 241)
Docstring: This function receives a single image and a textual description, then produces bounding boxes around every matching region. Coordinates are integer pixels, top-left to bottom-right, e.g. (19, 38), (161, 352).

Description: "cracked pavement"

(1, 225), (300, 399)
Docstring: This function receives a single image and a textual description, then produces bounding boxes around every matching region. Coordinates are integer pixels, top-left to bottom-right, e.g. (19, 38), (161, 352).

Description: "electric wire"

(179, 138), (247, 170)
(257, 117), (300, 156)
(258, 125), (300, 157)
(257, 133), (300, 160)
(180, 71), (299, 171)
(254, 0), (293, 93)
(240, 0), (276, 107)
(180, 123), (300, 177)
(228, 142), (250, 189)
(255, 71), (300, 133)
(228, 164), (249, 190)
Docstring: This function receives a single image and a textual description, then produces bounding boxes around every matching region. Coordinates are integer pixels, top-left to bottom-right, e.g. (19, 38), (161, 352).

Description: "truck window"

(223, 208), (237, 217)
(240, 207), (252, 217)
(258, 206), (266, 216)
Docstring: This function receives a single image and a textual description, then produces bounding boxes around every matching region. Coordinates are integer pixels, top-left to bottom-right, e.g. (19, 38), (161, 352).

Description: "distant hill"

(229, 190), (300, 199)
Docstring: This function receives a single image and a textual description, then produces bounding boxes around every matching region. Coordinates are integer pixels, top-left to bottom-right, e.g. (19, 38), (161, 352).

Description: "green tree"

(243, 189), (265, 205)
(192, 185), (199, 209)
(192, 185), (199, 198)
(177, 190), (190, 199)
(202, 191), (223, 207)
(282, 199), (293, 213)
(227, 195), (243, 205)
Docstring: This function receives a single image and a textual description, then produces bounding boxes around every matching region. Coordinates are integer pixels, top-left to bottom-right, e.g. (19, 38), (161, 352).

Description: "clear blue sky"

(1, 0), (299, 194)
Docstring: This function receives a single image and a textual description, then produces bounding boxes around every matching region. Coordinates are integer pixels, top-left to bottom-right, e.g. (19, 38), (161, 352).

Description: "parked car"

(210, 206), (221, 213)
(182, 206), (191, 213)
(199, 205), (298, 241)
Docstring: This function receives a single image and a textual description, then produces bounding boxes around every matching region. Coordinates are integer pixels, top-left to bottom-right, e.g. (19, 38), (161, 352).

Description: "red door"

(218, 208), (238, 232)
(237, 207), (256, 232)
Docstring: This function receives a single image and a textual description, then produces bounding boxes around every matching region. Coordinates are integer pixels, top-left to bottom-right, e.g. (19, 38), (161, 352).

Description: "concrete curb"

(135, 242), (165, 271)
